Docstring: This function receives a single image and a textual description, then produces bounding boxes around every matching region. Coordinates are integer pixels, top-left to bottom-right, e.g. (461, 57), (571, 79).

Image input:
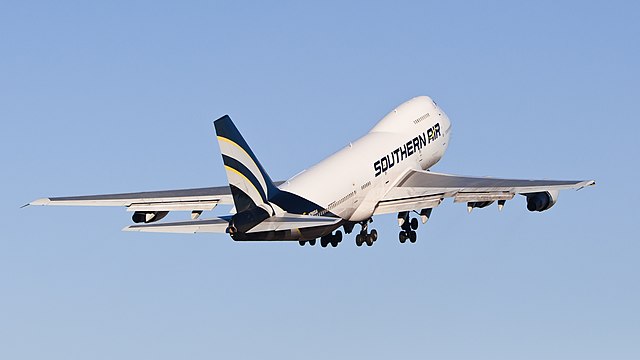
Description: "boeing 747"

(29, 96), (595, 247)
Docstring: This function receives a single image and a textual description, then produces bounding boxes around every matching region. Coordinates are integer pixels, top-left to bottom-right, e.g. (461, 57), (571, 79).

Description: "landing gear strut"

(355, 219), (377, 247)
(320, 230), (342, 248)
(398, 212), (418, 244)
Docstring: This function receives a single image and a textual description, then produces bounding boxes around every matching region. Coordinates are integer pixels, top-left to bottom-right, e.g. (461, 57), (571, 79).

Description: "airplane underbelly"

(232, 222), (342, 241)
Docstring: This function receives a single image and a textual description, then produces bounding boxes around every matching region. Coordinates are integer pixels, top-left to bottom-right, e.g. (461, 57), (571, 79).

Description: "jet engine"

(132, 211), (169, 223)
(525, 191), (559, 212)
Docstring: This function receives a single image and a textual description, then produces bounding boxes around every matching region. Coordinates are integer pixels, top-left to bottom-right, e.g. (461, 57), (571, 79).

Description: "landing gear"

(398, 230), (416, 243)
(355, 219), (377, 247)
(321, 237), (329, 247)
(410, 217), (419, 230)
(298, 239), (317, 246)
(320, 230), (342, 248)
(398, 212), (419, 244)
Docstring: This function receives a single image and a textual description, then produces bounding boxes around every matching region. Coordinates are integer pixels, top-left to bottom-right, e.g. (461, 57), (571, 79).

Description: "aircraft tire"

(409, 231), (417, 243)
(366, 234), (374, 246)
(321, 237), (329, 247)
(356, 234), (363, 247)
(410, 218), (419, 230)
(371, 229), (378, 242)
(399, 231), (406, 243)
(298, 241), (305, 246)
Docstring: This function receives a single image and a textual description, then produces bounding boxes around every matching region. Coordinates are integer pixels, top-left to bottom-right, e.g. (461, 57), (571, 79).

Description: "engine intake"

(132, 211), (169, 223)
(525, 191), (558, 212)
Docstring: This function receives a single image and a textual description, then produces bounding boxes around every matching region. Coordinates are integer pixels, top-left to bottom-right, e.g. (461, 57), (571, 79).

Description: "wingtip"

(577, 180), (596, 190)
(29, 198), (51, 206)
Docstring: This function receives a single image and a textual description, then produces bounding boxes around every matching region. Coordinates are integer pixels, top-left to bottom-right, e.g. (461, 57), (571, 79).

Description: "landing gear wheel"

(321, 237), (329, 247)
(409, 230), (417, 243)
(335, 230), (343, 242)
(298, 241), (305, 246)
(309, 239), (316, 246)
(399, 231), (406, 243)
(331, 238), (339, 247)
(410, 217), (419, 230)
(370, 229), (378, 242)
(356, 234), (363, 247)
(365, 234), (374, 246)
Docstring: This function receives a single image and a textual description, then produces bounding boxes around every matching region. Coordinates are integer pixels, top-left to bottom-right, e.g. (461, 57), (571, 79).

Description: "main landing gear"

(298, 239), (316, 246)
(398, 212), (419, 244)
(355, 219), (377, 247)
(320, 230), (342, 248)
(299, 231), (343, 247)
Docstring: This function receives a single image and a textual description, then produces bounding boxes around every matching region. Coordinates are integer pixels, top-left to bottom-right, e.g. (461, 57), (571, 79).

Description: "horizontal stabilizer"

(246, 213), (341, 233)
(122, 213), (341, 234)
(124, 217), (231, 233)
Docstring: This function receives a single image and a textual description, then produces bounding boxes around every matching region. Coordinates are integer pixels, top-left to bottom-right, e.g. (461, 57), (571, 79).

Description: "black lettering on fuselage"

(374, 160), (382, 176)
(381, 156), (388, 172)
(373, 122), (442, 177)
(419, 133), (427, 148)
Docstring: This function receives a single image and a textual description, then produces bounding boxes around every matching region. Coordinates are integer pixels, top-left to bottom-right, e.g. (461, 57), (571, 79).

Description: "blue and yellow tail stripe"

(221, 154), (268, 203)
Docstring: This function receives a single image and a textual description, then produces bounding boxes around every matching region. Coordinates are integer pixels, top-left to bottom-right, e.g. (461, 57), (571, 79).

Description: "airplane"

(28, 96), (595, 248)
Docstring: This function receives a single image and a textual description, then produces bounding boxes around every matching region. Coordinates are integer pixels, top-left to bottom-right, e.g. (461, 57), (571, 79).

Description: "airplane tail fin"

(214, 115), (280, 213)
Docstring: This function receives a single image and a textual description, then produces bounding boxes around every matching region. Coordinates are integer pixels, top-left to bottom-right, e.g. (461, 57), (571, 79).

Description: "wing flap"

(374, 195), (442, 215)
(453, 192), (515, 203)
(127, 201), (219, 212)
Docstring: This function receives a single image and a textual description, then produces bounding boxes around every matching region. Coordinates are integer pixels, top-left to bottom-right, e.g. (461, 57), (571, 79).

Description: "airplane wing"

(28, 186), (235, 213)
(374, 169), (595, 215)
(123, 213), (341, 234)
(28, 181), (286, 214)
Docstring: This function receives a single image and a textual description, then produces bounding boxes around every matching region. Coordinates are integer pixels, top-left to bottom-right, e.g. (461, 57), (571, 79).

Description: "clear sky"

(1, 1), (639, 359)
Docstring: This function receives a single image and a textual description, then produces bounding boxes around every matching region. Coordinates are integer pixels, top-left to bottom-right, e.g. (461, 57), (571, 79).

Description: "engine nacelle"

(132, 211), (169, 223)
(525, 191), (559, 212)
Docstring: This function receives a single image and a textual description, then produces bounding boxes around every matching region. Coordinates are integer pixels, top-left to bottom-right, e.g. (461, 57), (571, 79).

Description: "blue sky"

(1, 1), (638, 359)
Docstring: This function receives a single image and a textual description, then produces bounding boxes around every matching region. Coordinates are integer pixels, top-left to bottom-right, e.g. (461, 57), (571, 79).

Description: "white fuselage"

(279, 96), (452, 222)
